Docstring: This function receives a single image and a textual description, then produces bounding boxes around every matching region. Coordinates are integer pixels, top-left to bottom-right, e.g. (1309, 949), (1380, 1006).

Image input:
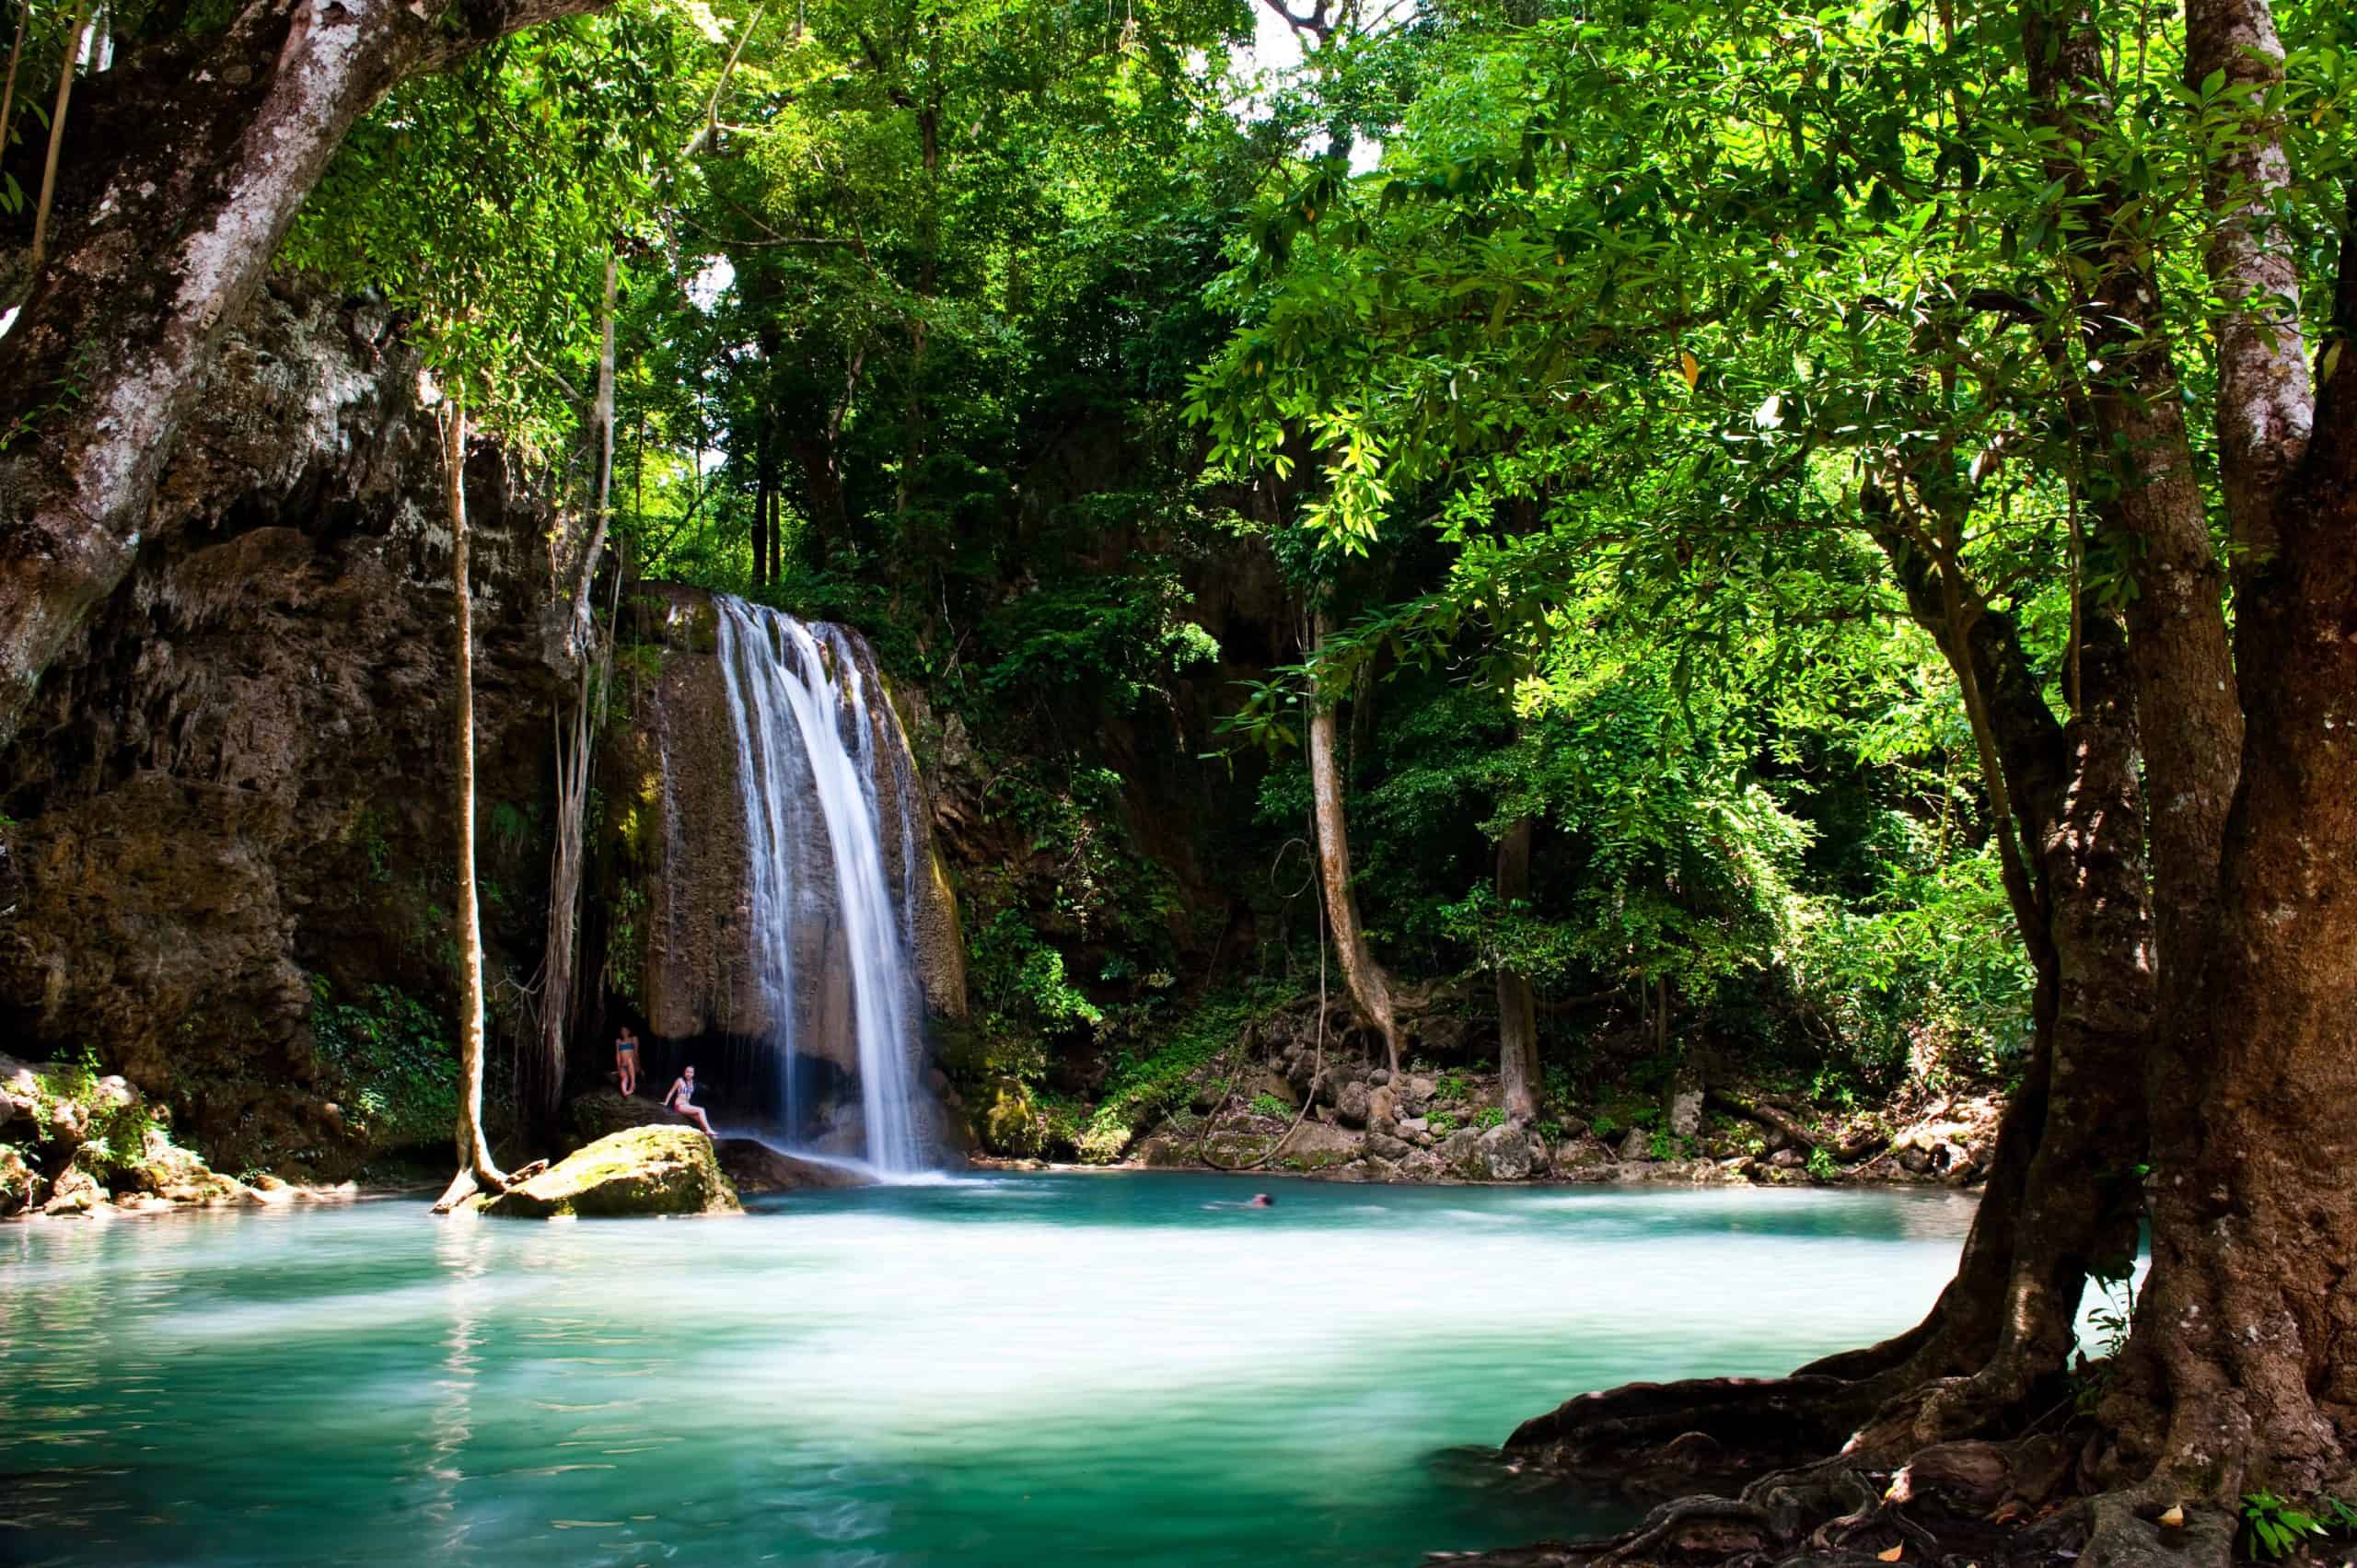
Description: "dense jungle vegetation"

(2, 0), (2354, 1557)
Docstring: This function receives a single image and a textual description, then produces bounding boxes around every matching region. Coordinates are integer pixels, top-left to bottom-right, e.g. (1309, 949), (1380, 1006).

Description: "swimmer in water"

(1248, 1192), (1273, 1208)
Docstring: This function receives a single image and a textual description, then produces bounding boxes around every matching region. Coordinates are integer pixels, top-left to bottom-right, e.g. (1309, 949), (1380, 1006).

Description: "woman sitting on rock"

(662, 1065), (715, 1137)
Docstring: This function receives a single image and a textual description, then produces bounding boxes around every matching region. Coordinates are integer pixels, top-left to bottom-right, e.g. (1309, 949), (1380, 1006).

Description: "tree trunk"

(528, 256), (620, 1150)
(751, 417), (772, 589)
(0, 0), (30, 161)
(2022, 0), (2242, 1027)
(2098, 201), (2357, 1512)
(434, 404), (505, 1214)
(1494, 813), (1539, 1121)
(562, 250), (619, 659)
(1307, 610), (1400, 1074)
(0, 0), (612, 751)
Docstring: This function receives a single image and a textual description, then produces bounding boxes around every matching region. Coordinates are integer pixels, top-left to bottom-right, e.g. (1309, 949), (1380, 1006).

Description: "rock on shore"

(479, 1126), (742, 1218)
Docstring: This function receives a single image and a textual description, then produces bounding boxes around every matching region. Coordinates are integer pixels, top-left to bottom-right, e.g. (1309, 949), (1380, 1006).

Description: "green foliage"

(1427, 1112), (1460, 1137)
(1248, 1092), (1292, 1121)
(1473, 1106), (1505, 1131)
(972, 912), (1104, 1034)
(308, 979), (459, 1153)
(2241, 1493), (2338, 1561)
(29, 1049), (162, 1180)
(603, 882), (649, 1008)
(1805, 1146), (1840, 1182)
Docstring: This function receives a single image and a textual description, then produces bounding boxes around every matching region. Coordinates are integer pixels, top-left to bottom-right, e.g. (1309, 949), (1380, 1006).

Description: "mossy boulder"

(481, 1126), (741, 1219)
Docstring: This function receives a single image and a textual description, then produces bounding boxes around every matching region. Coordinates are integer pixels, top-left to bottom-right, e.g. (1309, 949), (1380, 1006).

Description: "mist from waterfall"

(714, 595), (932, 1176)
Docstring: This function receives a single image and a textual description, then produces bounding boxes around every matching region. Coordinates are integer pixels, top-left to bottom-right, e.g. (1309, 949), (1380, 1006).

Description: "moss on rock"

(480, 1126), (741, 1219)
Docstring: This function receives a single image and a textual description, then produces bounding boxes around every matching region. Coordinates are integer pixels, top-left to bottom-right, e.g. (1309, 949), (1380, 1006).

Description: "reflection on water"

(0, 1175), (1986, 1566)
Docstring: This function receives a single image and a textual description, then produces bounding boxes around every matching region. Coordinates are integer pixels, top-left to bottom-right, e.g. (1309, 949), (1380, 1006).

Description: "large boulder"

(568, 1088), (695, 1145)
(481, 1126), (741, 1218)
(715, 1139), (872, 1195)
(117, 1130), (263, 1207)
(1668, 1087), (1704, 1138)
(1336, 1080), (1372, 1128)
(1438, 1123), (1543, 1180)
(41, 1160), (108, 1216)
(1274, 1119), (1362, 1169)
(1618, 1126), (1653, 1163)
(1474, 1123), (1542, 1180)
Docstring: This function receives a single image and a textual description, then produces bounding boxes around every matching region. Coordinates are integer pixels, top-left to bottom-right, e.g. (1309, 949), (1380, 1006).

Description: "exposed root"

(1505, 1376), (1883, 1498)
(1450, 1426), (2138, 1568)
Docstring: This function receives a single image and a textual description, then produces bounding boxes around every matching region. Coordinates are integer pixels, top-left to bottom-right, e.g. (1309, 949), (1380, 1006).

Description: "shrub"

(309, 979), (459, 1153)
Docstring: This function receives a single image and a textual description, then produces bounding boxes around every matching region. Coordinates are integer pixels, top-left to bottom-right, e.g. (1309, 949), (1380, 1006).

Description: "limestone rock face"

(0, 284), (572, 1179)
(481, 1127), (742, 1219)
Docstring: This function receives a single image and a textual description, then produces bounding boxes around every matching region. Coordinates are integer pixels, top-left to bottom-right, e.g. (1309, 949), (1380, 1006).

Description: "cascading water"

(714, 595), (934, 1176)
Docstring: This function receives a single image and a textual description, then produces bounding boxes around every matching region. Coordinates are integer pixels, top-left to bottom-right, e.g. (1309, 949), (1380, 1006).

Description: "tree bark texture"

(2101, 180), (2357, 1509)
(0, 0), (612, 751)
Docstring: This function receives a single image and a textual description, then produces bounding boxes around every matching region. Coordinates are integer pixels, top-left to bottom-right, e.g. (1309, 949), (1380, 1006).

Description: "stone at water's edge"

(715, 1139), (873, 1195)
(479, 1127), (741, 1219)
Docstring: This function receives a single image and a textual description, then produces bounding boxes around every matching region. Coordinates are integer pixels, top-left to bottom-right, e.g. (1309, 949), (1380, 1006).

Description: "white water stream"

(714, 596), (932, 1175)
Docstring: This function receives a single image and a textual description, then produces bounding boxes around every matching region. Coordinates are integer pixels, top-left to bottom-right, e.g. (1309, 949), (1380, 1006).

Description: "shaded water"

(0, 1177), (1982, 1567)
(713, 597), (929, 1173)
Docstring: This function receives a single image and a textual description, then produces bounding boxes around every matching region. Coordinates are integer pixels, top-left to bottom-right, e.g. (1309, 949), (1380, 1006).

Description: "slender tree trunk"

(751, 417), (772, 589)
(530, 256), (621, 1148)
(1307, 610), (1400, 1075)
(1494, 813), (1539, 1121)
(28, 0), (93, 267)
(0, 0), (614, 750)
(563, 251), (619, 658)
(0, 0), (32, 166)
(435, 403), (505, 1214)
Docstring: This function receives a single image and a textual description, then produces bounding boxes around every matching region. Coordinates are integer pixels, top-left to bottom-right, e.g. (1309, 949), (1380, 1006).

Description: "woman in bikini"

(662, 1064), (715, 1136)
(615, 1024), (642, 1097)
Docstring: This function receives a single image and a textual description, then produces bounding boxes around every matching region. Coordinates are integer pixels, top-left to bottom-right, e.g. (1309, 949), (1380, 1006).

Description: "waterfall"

(713, 596), (933, 1175)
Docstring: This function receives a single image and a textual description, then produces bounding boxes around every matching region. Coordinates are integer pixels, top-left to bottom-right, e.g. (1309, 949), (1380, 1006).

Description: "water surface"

(0, 1173), (1981, 1566)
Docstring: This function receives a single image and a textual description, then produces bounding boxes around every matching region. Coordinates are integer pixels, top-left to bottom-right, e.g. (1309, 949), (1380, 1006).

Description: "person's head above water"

(1248, 1192), (1273, 1207)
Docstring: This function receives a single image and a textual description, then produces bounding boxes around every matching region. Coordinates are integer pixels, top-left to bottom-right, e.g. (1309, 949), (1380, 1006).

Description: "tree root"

(1439, 1431), (2138, 1568)
(1505, 1376), (1885, 1498)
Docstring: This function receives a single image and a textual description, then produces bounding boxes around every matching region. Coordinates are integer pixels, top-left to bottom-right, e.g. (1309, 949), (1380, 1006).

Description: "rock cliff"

(0, 281), (575, 1177)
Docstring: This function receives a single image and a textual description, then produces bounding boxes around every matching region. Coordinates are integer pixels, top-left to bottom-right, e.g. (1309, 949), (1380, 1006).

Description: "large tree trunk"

(2095, 194), (2357, 1516)
(2021, 0), (2242, 1020)
(1494, 813), (1540, 1122)
(1307, 610), (1400, 1075)
(0, 0), (610, 750)
(434, 405), (505, 1214)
